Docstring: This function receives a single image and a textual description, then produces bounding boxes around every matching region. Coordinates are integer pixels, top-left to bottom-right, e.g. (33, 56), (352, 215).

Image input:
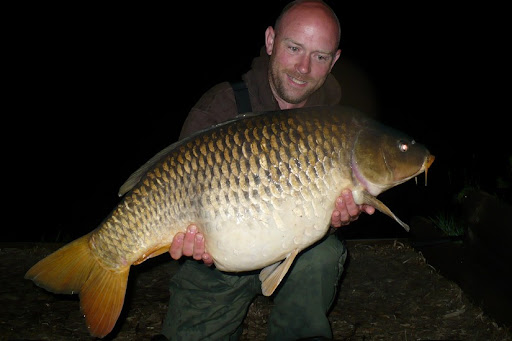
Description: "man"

(156, 1), (374, 340)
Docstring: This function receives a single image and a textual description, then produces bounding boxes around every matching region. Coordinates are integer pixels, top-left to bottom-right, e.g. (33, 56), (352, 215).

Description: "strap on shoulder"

(230, 80), (253, 114)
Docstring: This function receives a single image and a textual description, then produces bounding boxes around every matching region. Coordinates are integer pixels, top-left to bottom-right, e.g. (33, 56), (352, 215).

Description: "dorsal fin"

(118, 140), (182, 196)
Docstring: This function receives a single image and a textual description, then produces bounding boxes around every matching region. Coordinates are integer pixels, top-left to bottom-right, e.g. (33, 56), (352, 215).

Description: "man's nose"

(295, 55), (311, 74)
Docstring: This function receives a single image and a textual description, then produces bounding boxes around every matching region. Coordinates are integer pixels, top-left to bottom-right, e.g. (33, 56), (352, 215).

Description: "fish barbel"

(25, 105), (434, 337)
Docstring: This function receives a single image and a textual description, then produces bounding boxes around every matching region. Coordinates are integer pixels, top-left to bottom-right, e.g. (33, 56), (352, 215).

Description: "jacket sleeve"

(179, 82), (239, 140)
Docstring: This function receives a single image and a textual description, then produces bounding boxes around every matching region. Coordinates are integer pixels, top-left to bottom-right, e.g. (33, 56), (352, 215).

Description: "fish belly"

(202, 195), (334, 271)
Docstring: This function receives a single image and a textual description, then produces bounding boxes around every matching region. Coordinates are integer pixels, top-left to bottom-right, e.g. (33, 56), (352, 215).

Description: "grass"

(428, 212), (465, 237)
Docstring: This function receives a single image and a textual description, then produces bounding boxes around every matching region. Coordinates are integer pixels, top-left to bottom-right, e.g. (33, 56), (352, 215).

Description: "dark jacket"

(179, 48), (341, 140)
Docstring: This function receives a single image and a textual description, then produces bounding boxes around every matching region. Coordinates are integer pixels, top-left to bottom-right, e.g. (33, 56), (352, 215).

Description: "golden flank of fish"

(25, 105), (434, 338)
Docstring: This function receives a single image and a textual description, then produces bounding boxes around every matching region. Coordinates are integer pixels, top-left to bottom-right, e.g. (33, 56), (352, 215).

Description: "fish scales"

(109, 109), (333, 268)
(25, 105), (434, 338)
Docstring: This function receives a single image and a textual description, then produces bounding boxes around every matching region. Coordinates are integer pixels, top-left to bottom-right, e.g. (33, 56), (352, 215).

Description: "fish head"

(351, 121), (434, 196)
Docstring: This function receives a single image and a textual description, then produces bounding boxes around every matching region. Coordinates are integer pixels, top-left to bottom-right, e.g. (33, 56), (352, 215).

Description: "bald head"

(274, 0), (341, 50)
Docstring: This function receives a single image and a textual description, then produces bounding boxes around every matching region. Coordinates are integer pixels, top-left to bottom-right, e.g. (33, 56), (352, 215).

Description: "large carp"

(25, 105), (434, 338)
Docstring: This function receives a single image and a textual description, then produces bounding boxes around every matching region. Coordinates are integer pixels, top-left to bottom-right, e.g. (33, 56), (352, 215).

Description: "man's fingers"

(362, 204), (375, 215)
(341, 189), (360, 217)
(202, 253), (214, 266)
(169, 225), (214, 266)
(182, 225), (198, 257)
(193, 233), (206, 260)
(169, 232), (185, 260)
(335, 196), (352, 224)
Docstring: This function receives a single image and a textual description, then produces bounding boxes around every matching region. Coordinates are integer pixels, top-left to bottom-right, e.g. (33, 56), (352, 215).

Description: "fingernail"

(188, 225), (197, 233)
(196, 234), (203, 241)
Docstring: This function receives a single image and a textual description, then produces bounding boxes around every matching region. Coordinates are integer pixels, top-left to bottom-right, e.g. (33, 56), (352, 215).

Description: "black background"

(6, 2), (509, 242)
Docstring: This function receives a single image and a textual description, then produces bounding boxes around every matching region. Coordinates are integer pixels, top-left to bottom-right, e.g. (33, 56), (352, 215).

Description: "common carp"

(25, 105), (434, 338)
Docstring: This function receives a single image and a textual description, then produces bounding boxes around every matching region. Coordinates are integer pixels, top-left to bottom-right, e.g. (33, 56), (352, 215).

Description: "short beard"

(268, 61), (317, 105)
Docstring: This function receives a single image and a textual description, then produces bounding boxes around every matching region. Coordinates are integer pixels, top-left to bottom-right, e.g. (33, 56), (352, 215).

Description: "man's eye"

(289, 46), (299, 52)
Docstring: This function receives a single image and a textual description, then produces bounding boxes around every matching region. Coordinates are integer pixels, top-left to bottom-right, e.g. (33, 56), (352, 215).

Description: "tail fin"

(25, 233), (130, 338)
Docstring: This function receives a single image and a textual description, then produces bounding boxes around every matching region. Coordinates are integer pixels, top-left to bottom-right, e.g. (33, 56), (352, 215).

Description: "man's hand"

(331, 189), (375, 228)
(169, 224), (214, 266)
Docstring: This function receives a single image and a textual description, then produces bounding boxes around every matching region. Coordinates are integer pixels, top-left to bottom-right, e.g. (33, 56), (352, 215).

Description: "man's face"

(265, 8), (340, 107)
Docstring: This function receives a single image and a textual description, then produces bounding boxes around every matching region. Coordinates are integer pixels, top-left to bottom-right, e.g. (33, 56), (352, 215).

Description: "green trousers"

(161, 234), (347, 341)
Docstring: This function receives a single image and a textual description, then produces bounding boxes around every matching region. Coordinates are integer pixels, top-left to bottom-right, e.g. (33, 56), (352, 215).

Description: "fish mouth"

(425, 154), (435, 169)
(351, 153), (435, 196)
(408, 153), (435, 187)
(422, 154), (435, 186)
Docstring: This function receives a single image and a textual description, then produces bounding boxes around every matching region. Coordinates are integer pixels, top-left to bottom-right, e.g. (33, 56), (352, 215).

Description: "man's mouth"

(288, 74), (307, 85)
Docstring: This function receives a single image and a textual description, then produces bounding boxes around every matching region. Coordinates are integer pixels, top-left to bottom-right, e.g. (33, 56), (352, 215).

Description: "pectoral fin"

(355, 190), (410, 232)
(259, 249), (299, 296)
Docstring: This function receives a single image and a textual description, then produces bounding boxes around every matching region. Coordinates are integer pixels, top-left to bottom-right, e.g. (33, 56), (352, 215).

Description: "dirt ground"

(1, 239), (510, 341)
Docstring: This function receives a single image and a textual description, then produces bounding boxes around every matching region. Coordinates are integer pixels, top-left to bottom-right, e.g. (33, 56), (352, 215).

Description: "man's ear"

(329, 49), (342, 72)
(265, 26), (275, 55)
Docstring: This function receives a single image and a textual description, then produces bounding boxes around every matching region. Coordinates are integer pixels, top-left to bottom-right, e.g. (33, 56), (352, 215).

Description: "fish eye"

(398, 141), (408, 152)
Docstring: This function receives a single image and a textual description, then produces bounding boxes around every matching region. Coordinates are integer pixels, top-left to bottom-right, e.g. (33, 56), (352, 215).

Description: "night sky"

(8, 2), (508, 242)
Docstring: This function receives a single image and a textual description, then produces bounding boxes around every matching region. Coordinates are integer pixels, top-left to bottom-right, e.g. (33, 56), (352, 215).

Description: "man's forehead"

(278, 6), (339, 52)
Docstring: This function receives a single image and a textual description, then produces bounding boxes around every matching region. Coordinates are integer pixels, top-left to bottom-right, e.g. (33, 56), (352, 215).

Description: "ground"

(1, 239), (510, 341)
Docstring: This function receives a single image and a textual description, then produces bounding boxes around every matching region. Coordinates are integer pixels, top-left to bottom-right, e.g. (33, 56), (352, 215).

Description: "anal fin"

(259, 249), (299, 296)
(133, 245), (170, 265)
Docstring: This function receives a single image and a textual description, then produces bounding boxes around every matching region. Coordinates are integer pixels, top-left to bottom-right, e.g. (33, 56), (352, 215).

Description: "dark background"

(6, 2), (509, 242)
